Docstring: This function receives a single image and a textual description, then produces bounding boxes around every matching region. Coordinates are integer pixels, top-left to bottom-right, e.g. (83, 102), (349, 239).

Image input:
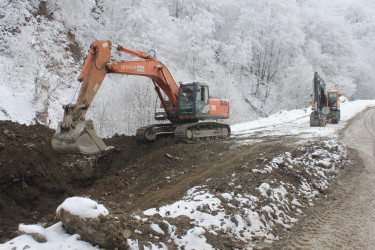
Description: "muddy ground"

(0, 118), (356, 248)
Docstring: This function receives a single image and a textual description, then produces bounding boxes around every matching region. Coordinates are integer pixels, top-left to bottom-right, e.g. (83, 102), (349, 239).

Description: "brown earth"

(0, 118), (354, 248)
(0, 120), (177, 242)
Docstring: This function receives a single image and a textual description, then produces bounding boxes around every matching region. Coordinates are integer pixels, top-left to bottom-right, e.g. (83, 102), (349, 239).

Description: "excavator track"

(174, 122), (231, 143)
(136, 123), (175, 142)
(136, 122), (231, 143)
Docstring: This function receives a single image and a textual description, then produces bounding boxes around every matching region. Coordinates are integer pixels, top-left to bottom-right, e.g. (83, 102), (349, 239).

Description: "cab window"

(328, 92), (337, 107)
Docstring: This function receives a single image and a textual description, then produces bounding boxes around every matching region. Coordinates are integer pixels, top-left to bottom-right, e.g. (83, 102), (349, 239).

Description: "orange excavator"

(51, 40), (230, 154)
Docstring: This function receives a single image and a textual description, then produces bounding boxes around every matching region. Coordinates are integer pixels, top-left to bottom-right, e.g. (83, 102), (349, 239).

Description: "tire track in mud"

(272, 107), (375, 249)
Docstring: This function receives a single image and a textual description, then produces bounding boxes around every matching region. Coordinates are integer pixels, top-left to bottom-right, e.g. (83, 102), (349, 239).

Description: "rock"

(57, 208), (129, 249)
(253, 242), (273, 250)
(122, 229), (131, 238)
(7, 133), (16, 139)
(18, 230), (46, 243)
(230, 199), (239, 207)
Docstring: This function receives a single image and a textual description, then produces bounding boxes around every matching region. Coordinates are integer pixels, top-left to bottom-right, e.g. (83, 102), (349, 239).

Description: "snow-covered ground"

(1, 99), (375, 250)
(231, 99), (375, 143)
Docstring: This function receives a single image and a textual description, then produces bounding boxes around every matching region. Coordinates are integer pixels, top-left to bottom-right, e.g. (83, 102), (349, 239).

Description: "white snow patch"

(56, 196), (109, 218)
(0, 222), (98, 250)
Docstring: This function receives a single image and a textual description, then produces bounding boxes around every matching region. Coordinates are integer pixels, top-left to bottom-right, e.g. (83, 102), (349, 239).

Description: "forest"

(0, 0), (374, 136)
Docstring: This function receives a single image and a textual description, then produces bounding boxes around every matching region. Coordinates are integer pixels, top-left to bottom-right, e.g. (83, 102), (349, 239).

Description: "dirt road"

(272, 107), (375, 249)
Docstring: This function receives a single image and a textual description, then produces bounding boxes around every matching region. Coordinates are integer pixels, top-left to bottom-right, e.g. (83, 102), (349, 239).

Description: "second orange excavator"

(52, 40), (230, 154)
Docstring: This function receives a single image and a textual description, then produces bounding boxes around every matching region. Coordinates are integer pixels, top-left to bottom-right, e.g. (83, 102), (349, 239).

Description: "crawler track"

(174, 122), (231, 143)
(136, 122), (231, 143)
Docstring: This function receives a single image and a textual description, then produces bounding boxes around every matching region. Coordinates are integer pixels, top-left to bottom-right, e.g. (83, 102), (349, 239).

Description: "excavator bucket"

(51, 120), (108, 154)
(310, 118), (326, 127)
(310, 114), (326, 127)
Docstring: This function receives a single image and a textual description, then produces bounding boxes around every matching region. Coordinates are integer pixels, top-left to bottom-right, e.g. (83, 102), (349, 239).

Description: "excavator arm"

(52, 40), (180, 154)
(310, 72), (327, 126)
(107, 59), (179, 114)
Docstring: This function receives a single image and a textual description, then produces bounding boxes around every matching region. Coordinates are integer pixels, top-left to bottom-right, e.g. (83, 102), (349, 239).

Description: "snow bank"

(137, 139), (348, 249)
(0, 222), (97, 250)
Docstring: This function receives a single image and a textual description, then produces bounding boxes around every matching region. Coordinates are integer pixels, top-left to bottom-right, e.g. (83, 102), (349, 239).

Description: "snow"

(56, 196), (109, 218)
(172, 227), (213, 250)
(258, 183), (271, 197)
(0, 84), (36, 123)
(0, 222), (97, 250)
(150, 223), (165, 235)
(231, 99), (375, 143)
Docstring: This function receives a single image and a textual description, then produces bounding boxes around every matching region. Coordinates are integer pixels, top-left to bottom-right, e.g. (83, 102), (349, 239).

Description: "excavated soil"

(0, 120), (305, 244)
(0, 120), (177, 241)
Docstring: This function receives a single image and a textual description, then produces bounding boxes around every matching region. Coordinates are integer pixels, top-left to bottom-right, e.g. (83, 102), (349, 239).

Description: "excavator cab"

(326, 90), (340, 123)
(327, 91), (339, 109)
(178, 84), (195, 117)
(177, 82), (211, 120)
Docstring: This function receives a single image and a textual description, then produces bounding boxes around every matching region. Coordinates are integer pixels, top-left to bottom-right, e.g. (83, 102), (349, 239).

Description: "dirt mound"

(0, 121), (174, 242)
(0, 120), (244, 243)
(0, 121), (85, 240)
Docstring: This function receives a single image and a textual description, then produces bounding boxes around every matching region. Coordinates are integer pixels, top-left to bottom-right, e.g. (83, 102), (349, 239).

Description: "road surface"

(272, 107), (375, 249)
